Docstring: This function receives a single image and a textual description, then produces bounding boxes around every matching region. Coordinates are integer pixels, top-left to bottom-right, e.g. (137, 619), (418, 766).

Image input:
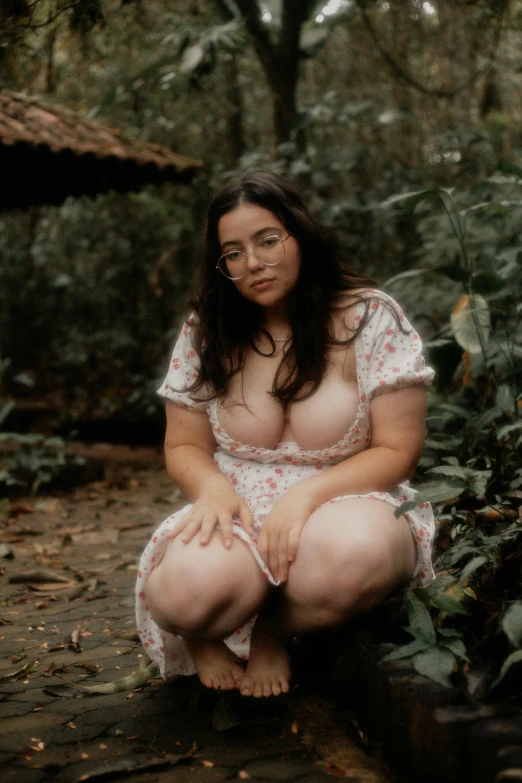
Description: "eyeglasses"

(216, 234), (290, 280)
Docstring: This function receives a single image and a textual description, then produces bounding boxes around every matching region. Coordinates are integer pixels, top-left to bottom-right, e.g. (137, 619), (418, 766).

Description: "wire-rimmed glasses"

(216, 234), (290, 280)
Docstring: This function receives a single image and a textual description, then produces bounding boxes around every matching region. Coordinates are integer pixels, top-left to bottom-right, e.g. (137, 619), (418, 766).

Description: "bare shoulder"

(330, 287), (375, 339)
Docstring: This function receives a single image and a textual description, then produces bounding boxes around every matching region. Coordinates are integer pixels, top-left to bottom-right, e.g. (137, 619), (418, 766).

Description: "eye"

(259, 235), (280, 248)
(225, 250), (243, 262)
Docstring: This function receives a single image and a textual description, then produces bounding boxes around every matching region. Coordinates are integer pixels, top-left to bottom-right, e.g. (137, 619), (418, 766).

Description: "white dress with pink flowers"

(136, 291), (435, 679)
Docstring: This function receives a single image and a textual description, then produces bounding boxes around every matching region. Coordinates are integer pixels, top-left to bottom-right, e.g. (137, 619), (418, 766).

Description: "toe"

(272, 680), (282, 696)
(240, 675), (255, 696)
(224, 671), (236, 690)
(280, 677), (290, 693)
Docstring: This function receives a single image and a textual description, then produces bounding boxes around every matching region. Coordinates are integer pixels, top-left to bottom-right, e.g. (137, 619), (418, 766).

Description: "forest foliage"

(0, 0), (521, 696)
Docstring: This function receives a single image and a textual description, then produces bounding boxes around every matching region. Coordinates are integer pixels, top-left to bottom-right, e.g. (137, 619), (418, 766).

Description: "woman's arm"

(164, 401), (254, 547)
(257, 384), (427, 581)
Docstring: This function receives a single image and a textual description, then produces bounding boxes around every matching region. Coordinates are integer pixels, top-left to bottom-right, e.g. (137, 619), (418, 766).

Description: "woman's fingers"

(287, 525), (301, 564)
(277, 533), (289, 582)
(180, 513), (204, 543)
(199, 514), (218, 545)
(238, 502), (255, 536)
(217, 512), (234, 548)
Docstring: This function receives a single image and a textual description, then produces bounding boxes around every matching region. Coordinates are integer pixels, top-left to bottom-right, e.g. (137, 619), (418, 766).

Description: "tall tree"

(232, 0), (316, 146)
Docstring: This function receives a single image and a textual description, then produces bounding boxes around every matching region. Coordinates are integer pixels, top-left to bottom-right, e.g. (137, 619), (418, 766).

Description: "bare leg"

(146, 532), (270, 690)
(240, 499), (416, 697)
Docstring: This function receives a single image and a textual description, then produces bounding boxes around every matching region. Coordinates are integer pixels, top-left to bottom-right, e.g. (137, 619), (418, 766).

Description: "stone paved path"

(0, 448), (391, 783)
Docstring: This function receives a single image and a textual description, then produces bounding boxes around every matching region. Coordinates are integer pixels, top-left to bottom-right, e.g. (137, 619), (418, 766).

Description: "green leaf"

(439, 636), (468, 659)
(394, 480), (467, 517)
(13, 372), (35, 387)
(451, 293), (491, 355)
(179, 44), (205, 73)
(516, 250), (522, 266)
(428, 465), (470, 480)
(381, 639), (431, 662)
(212, 697), (240, 731)
(458, 556), (488, 586)
(0, 660), (39, 684)
(471, 271), (506, 295)
(491, 649), (522, 689)
(406, 593), (436, 645)
(501, 602), (522, 649)
(497, 421), (522, 440)
(496, 384), (515, 414)
(437, 627), (464, 639)
(0, 400), (15, 427)
(81, 662), (160, 694)
(412, 647), (456, 688)
(381, 188), (432, 213)
(421, 574), (457, 595)
(427, 592), (469, 616)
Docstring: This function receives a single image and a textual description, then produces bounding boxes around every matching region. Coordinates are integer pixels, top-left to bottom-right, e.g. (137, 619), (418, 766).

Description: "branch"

(355, 0), (498, 98)
(10, 2), (83, 31)
(233, 0), (279, 86)
(277, 0), (316, 71)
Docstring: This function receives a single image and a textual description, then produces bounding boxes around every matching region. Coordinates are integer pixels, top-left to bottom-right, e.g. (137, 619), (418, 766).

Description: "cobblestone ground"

(0, 446), (391, 783)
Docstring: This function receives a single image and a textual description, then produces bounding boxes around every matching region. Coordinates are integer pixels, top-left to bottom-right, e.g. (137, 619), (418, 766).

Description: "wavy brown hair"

(186, 171), (382, 404)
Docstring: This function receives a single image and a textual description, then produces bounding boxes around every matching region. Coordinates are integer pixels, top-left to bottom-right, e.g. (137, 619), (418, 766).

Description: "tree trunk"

(224, 52), (245, 163)
(234, 0), (315, 148)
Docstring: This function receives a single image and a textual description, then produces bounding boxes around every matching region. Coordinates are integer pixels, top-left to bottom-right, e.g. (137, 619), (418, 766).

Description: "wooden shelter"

(0, 90), (202, 210)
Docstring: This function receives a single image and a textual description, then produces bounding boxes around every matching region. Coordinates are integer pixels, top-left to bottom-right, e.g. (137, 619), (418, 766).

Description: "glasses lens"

(218, 252), (246, 280)
(255, 236), (285, 267)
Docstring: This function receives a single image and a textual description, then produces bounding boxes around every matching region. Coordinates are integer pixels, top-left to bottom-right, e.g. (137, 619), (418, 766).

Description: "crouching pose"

(136, 171), (435, 698)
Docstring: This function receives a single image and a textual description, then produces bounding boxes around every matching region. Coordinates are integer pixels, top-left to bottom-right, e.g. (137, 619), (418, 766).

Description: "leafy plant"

(0, 433), (86, 496)
(380, 172), (522, 698)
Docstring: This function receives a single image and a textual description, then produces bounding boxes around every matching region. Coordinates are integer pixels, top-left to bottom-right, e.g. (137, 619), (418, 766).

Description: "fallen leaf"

(66, 722), (76, 729)
(69, 629), (82, 653)
(28, 581), (77, 592)
(0, 660), (39, 683)
(9, 569), (72, 584)
(239, 772), (251, 780)
(79, 662), (160, 694)
(201, 760), (214, 767)
(291, 721), (298, 734)
(8, 502), (34, 516)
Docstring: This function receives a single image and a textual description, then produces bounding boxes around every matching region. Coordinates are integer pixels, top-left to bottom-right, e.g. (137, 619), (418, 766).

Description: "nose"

(245, 247), (263, 271)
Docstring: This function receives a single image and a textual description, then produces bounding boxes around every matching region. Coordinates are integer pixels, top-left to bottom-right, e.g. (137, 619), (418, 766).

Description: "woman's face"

(217, 203), (301, 317)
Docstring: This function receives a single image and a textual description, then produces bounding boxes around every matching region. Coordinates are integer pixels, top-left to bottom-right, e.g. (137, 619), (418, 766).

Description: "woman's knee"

(145, 559), (222, 636)
(287, 533), (389, 613)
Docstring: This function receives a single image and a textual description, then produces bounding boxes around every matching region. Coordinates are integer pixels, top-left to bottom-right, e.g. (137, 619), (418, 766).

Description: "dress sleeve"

(157, 316), (208, 412)
(357, 292), (435, 400)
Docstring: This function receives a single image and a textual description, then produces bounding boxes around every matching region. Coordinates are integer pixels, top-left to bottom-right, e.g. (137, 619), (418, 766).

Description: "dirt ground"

(0, 445), (392, 783)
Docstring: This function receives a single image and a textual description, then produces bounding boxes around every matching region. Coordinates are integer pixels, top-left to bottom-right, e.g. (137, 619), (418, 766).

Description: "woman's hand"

(167, 475), (254, 548)
(257, 488), (316, 583)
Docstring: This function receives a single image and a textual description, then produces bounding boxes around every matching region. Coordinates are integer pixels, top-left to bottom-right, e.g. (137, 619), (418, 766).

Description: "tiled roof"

(0, 90), (203, 209)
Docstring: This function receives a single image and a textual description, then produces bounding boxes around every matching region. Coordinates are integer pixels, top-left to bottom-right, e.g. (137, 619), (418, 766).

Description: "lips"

(250, 277), (274, 289)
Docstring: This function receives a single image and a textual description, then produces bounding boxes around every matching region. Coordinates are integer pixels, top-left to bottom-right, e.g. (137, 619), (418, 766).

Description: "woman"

(136, 171), (435, 698)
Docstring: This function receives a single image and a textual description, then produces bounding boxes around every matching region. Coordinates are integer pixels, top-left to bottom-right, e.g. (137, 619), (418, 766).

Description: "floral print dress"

(136, 291), (435, 679)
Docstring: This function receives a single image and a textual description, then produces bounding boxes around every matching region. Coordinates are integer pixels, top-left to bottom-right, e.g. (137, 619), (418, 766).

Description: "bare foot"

(239, 625), (291, 698)
(186, 639), (245, 690)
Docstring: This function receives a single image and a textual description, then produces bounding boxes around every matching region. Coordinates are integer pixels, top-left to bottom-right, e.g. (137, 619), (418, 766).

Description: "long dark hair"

(187, 170), (376, 404)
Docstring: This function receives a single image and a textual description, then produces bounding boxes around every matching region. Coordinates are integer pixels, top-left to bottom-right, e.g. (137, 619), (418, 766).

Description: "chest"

(217, 342), (360, 451)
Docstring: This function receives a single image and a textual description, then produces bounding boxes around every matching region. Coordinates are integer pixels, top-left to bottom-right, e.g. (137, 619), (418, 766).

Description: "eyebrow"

(221, 226), (282, 251)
